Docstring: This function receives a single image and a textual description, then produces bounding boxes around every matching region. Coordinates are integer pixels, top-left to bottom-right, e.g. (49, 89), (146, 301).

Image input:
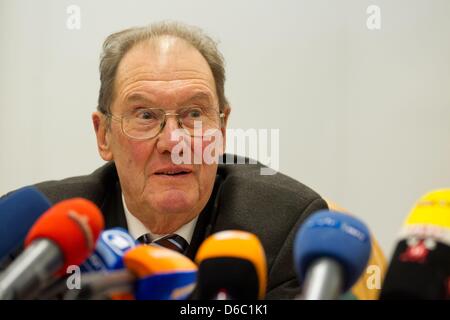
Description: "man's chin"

(152, 190), (196, 214)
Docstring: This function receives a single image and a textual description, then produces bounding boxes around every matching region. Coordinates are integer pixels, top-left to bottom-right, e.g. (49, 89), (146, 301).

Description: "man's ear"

(92, 112), (113, 161)
(220, 106), (231, 154)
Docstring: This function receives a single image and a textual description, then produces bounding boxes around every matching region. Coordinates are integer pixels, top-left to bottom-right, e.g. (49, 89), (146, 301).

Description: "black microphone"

(380, 189), (450, 300)
(193, 230), (267, 300)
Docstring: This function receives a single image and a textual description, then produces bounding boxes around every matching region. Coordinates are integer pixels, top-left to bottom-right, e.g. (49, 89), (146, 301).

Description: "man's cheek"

(190, 137), (218, 165)
(170, 133), (223, 165)
(124, 140), (155, 165)
(201, 132), (224, 165)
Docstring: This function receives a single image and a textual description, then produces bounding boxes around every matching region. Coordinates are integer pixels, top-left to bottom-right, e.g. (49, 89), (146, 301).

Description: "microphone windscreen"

(380, 189), (450, 299)
(0, 186), (51, 260)
(404, 189), (450, 228)
(81, 227), (136, 272)
(380, 239), (450, 299)
(195, 230), (267, 299)
(123, 245), (197, 300)
(24, 198), (104, 273)
(294, 210), (372, 292)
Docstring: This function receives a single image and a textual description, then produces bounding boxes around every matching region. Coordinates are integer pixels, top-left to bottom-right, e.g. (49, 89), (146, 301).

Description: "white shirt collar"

(122, 193), (198, 244)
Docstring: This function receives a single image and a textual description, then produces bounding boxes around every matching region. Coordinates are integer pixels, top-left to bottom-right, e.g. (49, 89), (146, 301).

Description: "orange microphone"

(66, 244), (198, 300)
(124, 244), (198, 300)
(193, 230), (267, 300)
(0, 198), (104, 299)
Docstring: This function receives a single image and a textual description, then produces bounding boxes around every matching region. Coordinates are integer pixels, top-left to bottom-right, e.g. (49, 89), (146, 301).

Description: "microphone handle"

(64, 269), (135, 300)
(0, 239), (62, 299)
(301, 257), (344, 300)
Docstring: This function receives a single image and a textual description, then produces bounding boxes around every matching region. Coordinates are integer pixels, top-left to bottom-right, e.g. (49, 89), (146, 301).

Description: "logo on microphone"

(102, 229), (135, 256)
(399, 237), (436, 264)
(68, 210), (95, 251)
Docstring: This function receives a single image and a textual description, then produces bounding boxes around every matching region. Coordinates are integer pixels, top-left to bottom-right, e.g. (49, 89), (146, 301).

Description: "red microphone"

(0, 198), (104, 299)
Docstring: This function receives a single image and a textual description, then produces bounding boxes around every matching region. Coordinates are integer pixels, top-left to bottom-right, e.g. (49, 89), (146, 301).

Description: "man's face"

(93, 37), (228, 231)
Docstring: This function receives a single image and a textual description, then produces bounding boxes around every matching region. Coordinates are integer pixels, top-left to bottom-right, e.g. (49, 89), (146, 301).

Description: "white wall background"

(1, 0), (450, 257)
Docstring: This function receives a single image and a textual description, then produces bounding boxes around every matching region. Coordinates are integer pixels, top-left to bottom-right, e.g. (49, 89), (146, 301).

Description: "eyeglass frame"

(104, 106), (226, 141)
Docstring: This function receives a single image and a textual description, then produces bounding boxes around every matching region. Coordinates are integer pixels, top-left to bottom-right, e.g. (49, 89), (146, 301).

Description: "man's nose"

(155, 116), (184, 154)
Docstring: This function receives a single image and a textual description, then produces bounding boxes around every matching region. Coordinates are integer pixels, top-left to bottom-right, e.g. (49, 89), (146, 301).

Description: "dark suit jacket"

(7, 157), (328, 299)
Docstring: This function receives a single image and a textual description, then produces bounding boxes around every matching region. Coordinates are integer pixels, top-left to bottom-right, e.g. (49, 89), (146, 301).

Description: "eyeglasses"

(106, 106), (225, 140)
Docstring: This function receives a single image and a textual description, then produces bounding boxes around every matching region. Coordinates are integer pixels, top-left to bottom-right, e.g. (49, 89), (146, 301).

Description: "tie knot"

(137, 233), (189, 255)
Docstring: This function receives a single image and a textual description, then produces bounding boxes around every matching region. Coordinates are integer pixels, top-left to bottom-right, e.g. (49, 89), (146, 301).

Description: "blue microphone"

(0, 186), (51, 262)
(294, 210), (372, 299)
(80, 227), (136, 272)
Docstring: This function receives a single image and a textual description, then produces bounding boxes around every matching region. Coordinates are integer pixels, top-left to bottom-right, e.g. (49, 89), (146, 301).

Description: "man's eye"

(186, 109), (203, 118)
(136, 110), (157, 120)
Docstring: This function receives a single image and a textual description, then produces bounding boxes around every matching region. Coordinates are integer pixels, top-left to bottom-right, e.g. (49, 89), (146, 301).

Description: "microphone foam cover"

(0, 186), (51, 260)
(294, 210), (372, 292)
(24, 198), (104, 273)
(124, 245), (197, 276)
(124, 245), (197, 300)
(195, 230), (267, 299)
(405, 189), (450, 228)
(380, 239), (450, 299)
(380, 189), (450, 299)
(134, 272), (197, 300)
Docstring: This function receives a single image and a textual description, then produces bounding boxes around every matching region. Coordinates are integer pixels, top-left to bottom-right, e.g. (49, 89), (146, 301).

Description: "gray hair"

(97, 21), (229, 116)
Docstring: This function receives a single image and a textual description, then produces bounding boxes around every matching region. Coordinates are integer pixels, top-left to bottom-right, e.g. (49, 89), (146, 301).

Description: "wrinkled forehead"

(113, 36), (218, 108)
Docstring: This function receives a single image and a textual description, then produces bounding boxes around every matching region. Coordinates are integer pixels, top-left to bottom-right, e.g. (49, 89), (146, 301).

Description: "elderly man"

(4, 22), (331, 299)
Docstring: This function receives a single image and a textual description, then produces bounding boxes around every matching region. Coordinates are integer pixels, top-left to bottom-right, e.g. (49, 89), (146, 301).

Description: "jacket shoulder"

(218, 161), (323, 204)
(33, 162), (118, 207)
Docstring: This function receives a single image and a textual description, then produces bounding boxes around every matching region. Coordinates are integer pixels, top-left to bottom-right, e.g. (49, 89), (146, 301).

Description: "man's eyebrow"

(180, 92), (214, 105)
(125, 94), (155, 104)
(125, 92), (214, 105)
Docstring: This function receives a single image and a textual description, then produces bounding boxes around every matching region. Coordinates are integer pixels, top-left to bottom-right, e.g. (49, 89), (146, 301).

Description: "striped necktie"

(137, 233), (189, 255)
